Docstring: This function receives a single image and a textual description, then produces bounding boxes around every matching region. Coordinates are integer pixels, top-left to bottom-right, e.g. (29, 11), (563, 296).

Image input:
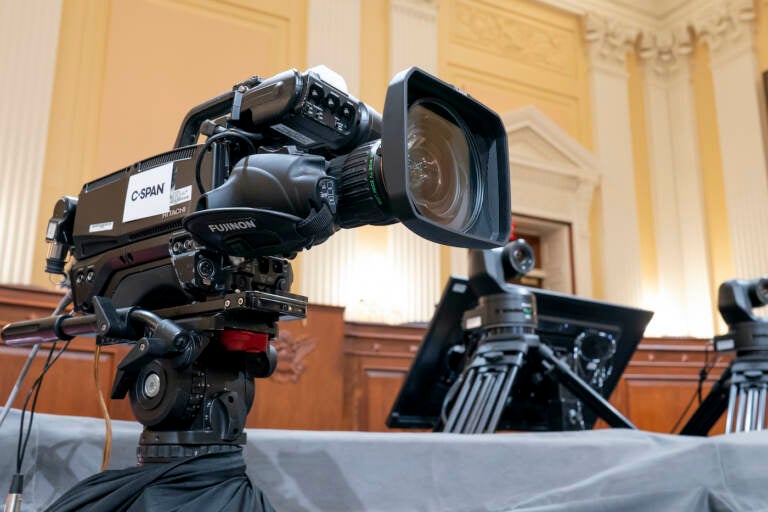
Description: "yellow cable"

(93, 345), (112, 471)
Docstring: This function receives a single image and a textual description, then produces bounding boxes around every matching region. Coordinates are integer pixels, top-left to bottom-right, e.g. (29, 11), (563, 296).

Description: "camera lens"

(406, 100), (481, 231)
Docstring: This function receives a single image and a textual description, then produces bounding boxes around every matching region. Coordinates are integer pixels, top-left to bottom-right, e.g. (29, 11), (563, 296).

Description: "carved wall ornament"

(638, 26), (693, 76)
(693, 0), (756, 54)
(452, 0), (571, 74)
(584, 13), (638, 67)
(271, 329), (317, 384)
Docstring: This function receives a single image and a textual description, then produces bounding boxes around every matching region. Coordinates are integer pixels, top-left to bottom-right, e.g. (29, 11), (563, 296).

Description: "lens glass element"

(406, 100), (480, 231)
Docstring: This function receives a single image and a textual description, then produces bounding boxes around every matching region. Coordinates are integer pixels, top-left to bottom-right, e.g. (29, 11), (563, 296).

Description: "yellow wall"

(32, 0), (759, 323)
(436, 0), (596, 293)
(437, 0), (593, 148)
(32, 0), (307, 287)
(759, 0), (768, 73)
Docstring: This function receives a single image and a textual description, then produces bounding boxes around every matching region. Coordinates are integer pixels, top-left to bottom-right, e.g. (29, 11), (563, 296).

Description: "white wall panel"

(0, 0), (63, 284)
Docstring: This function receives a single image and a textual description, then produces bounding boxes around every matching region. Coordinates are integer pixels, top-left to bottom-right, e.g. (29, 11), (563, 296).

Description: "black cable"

(670, 340), (718, 434)
(15, 339), (71, 473)
(195, 130), (257, 195)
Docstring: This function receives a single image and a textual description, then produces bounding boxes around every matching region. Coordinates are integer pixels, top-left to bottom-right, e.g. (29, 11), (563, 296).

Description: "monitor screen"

(387, 277), (653, 431)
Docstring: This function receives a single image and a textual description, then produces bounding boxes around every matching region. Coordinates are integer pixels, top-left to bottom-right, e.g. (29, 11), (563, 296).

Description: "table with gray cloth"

(1, 409), (767, 511)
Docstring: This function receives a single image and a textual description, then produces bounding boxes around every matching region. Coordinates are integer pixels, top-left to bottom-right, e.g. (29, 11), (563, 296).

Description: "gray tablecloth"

(1, 409), (767, 511)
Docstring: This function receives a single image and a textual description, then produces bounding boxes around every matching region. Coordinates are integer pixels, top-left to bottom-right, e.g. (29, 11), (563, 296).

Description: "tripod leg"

(757, 384), (766, 430)
(465, 372), (496, 433)
(736, 387), (747, 432)
(472, 369), (507, 433)
(536, 343), (635, 429)
(444, 368), (477, 432)
(679, 366), (732, 436)
(725, 383), (738, 434)
(486, 359), (522, 433)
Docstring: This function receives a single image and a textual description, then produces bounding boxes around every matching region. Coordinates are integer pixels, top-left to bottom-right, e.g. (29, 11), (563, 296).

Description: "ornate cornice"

(584, 13), (638, 69)
(582, 0), (756, 74)
(693, 0), (755, 58)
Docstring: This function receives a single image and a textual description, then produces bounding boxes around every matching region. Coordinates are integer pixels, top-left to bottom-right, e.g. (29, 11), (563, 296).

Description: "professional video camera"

(388, 239), (652, 434)
(1, 66), (510, 463)
(682, 278), (768, 435)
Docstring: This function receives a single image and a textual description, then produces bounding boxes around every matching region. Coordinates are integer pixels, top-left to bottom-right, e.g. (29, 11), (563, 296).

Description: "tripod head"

(714, 278), (768, 354)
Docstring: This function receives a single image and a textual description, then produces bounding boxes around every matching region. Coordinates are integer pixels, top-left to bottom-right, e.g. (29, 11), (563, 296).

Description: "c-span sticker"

(123, 162), (173, 222)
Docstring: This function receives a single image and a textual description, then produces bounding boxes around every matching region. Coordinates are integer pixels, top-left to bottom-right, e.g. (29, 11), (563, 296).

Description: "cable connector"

(5, 473), (23, 512)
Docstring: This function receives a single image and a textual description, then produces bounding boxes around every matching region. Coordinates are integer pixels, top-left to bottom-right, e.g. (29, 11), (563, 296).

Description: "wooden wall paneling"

(0, 285), (742, 435)
(617, 337), (729, 434)
(249, 304), (347, 430)
(342, 322), (423, 431)
(622, 376), (726, 434)
(0, 285), (135, 420)
(359, 360), (410, 432)
(0, 340), (133, 421)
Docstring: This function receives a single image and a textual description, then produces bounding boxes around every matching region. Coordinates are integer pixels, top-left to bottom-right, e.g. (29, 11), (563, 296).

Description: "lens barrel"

(327, 141), (395, 229)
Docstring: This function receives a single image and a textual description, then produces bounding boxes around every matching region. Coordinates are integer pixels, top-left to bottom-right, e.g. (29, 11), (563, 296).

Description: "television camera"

(388, 239), (652, 433)
(682, 278), (768, 435)
(1, 66), (510, 461)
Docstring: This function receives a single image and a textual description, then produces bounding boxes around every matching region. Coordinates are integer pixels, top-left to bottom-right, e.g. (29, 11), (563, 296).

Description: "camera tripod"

(437, 286), (635, 434)
(681, 323), (768, 435)
(2, 289), (305, 511)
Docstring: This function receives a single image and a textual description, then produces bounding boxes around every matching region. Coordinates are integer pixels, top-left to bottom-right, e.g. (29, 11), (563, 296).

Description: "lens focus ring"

(328, 141), (393, 228)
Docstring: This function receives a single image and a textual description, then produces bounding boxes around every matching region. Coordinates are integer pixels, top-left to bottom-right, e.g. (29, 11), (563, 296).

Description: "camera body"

(51, 66), (510, 314)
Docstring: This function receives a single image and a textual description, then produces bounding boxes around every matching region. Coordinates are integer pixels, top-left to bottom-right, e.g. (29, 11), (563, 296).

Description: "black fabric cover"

(44, 450), (275, 512)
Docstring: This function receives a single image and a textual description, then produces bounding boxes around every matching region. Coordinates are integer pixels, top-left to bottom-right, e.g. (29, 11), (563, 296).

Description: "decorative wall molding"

(272, 330), (317, 384)
(501, 106), (599, 297)
(553, 0), (758, 65)
(584, 13), (638, 69)
(453, 0), (571, 74)
(693, 0), (755, 59)
(638, 26), (693, 76)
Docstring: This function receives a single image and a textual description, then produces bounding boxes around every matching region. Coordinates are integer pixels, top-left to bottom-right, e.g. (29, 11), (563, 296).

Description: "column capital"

(693, 0), (755, 62)
(584, 12), (638, 73)
(637, 26), (693, 78)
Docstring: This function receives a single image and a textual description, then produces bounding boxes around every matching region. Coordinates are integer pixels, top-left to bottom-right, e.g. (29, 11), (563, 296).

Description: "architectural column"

(390, 0), (438, 74)
(384, 0), (442, 323)
(306, 0), (362, 95)
(584, 14), (645, 308)
(300, 0), (362, 306)
(639, 28), (713, 337)
(0, 0), (63, 284)
(695, 2), (768, 283)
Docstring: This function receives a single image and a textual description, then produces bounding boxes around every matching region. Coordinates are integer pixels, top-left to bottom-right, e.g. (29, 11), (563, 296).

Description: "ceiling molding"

(535, 0), (747, 34)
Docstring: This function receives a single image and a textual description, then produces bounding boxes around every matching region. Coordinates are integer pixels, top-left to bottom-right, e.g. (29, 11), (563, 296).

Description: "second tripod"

(681, 278), (768, 436)
(438, 287), (635, 434)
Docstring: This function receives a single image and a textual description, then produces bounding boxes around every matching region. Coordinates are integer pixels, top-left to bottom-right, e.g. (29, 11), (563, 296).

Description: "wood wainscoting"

(1, 285), (727, 435)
